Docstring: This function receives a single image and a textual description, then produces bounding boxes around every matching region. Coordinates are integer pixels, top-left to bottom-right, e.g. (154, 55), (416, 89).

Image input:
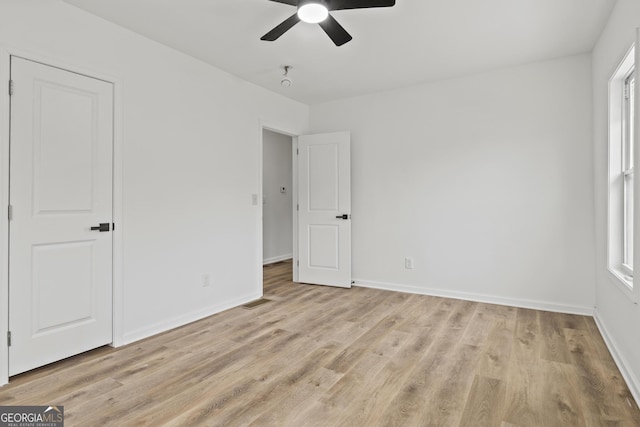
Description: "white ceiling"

(62, 0), (616, 105)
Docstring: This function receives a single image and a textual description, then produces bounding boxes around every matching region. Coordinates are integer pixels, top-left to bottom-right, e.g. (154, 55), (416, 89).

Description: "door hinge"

(8, 80), (13, 96)
(624, 84), (630, 99)
(296, 204), (299, 211)
(297, 260), (299, 267)
(7, 204), (12, 221)
(7, 331), (11, 347)
(296, 148), (299, 155)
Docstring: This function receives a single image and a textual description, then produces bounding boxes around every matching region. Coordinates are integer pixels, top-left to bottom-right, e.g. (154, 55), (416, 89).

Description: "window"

(623, 71), (635, 275)
(608, 46), (635, 292)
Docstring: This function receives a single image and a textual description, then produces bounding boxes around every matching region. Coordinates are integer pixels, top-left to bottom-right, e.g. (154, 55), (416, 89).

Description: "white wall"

(310, 54), (595, 313)
(0, 0), (617, 395)
(592, 0), (640, 403)
(0, 0), (308, 381)
(262, 129), (293, 264)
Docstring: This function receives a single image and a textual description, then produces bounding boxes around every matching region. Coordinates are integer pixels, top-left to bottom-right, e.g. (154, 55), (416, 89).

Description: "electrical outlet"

(202, 273), (211, 287)
(404, 257), (414, 269)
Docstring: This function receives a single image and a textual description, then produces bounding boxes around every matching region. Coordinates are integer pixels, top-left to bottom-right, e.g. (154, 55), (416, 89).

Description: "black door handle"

(90, 223), (110, 232)
(336, 214), (349, 220)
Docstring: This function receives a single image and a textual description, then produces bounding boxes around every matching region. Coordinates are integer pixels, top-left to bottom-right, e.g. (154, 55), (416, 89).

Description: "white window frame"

(608, 45), (636, 297)
(622, 71), (635, 276)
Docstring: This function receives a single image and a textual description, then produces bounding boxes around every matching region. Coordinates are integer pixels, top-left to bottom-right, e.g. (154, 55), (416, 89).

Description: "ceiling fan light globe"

(297, 3), (329, 24)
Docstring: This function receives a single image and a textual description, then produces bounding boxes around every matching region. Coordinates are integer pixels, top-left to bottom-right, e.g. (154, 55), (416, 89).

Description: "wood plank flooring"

(1, 260), (639, 426)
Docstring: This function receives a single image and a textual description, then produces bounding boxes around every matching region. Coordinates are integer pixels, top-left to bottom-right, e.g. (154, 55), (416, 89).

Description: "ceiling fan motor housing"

(297, 0), (329, 8)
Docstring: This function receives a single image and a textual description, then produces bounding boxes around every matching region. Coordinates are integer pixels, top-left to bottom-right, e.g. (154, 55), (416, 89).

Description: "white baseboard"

(121, 291), (261, 346)
(353, 279), (594, 316)
(593, 309), (640, 408)
(263, 254), (292, 265)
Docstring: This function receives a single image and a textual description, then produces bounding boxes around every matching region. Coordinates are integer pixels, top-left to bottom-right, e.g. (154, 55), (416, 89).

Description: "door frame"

(259, 123), (299, 288)
(0, 47), (125, 386)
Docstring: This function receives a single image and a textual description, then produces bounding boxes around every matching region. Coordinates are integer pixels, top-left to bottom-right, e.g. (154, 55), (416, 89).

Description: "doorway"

(262, 129), (294, 269)
(259, 128), (353, 292)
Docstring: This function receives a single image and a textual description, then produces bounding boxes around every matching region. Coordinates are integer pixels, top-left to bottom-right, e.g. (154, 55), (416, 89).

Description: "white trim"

(593, 309), (640, 408)
(292, 137), (299, 283)
(608, 43), (638, 304)
(257, 123), (264, 298)
(621, 262), (634, 277)
(263, 254), (293, 265)
(111, 73), (125, 348)
(635, 28), (640, 304)
(354, 279), (594, 316)
(608, 267), (635, 301)
(0, 46), (125, 385)
(0, 48), (10, 386)
(122, 292), (261, 345)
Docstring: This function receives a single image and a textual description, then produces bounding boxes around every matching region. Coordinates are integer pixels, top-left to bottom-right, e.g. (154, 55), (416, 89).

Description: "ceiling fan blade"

(267, 0), (298, 5)
(318, 14), (352, 46)
(328, 0), (395, 11)
(261, 13), (301, 41)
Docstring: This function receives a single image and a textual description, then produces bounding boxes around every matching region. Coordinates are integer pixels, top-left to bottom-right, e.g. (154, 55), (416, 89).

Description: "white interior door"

(298, 132), (351, 287)
(9, 57), (114, 376)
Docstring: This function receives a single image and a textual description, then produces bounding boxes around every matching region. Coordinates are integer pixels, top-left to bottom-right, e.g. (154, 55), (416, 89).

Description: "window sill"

(607, 266), (636, 302)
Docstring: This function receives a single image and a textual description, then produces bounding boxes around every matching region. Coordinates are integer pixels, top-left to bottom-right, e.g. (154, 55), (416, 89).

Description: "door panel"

(298, 132), (351, 287)
(308, 144), (339, 211)
(308, 224), (339, 269)
(32, 241), (94, 333)
(9, 57), (114, 376)
(35, 84), (95, 213)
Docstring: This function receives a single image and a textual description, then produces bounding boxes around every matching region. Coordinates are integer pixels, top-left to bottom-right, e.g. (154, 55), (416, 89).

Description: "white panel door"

(298, 132), (351, 287)
(9, 57), (114, 376)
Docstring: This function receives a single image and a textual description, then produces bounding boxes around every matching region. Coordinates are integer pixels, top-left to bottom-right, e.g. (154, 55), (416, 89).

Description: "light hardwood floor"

(1, 260), (639, 426)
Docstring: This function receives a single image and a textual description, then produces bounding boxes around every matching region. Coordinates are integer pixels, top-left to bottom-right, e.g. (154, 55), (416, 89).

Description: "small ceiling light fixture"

(281, 65), (292, 87)
(297, 0), (329, 24)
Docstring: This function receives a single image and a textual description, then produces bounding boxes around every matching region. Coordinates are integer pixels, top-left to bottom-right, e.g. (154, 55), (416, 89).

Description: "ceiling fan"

(261, 0), (396, 47)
